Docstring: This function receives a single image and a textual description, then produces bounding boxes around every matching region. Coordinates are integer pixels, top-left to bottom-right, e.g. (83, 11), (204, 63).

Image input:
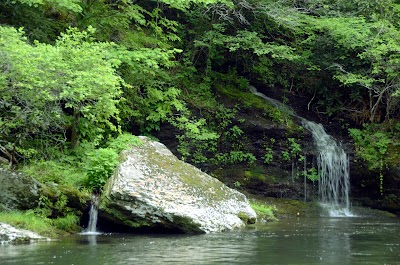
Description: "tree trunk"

(70, 109), (80, 149)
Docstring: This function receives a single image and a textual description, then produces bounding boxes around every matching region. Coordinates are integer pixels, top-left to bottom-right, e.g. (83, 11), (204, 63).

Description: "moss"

(170, 215), (204, 233)
(138, 140), (231, 203)
(215, 85), (296, 128)
(212, 166), (247, 183)
(237, 211), (256, 224)
(263, 197), (322, 218)
(212, 166), (280, 192)
(386, 144), (400, 166)
(249, 200), (277, 222)
(38, 183), (89, 217)
(243, 192), (323, 219)
(244, 170), (270, 183)
(100, 197), (152, 229)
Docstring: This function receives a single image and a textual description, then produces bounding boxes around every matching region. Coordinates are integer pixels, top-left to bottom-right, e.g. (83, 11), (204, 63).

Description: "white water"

(87, 204), (98, 232)
(249, 86), (296, 116)
(249, 86), (353, 217)
(80, 195), (101, 235)
(301, 121), (353, 217)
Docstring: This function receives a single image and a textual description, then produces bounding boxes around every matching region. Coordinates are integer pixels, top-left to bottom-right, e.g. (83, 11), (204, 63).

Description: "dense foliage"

(1, 0), (400, 228)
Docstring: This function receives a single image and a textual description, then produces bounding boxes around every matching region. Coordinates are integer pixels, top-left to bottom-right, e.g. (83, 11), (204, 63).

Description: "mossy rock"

(100, 136), (257, 233)
(0, 168), (41, 211)
(244, 193), (322, 219)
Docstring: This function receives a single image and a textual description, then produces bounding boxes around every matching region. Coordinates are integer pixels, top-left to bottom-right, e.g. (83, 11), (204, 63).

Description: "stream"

(1, 217), (399, 264)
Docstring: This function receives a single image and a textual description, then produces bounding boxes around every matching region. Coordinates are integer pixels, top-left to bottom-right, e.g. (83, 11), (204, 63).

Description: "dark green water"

(1, 217), (399, 265)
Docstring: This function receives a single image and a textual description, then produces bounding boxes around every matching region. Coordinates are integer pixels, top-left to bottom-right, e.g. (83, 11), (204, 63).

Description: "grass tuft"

(0, 210), (75, 237)
(250, 200), (278, 221)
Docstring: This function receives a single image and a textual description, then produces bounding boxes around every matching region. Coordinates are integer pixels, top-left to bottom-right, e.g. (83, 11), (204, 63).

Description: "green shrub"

(349, 126), (392, 195)
(263, 147), (274, 164)
(212, 151), (256, 166)
(85, 148), (119, 191)
(23, 160), (86, 187)
(51, 213), (80, 232)
(303, 167), (319, 182)
(349, 127), (391, 170)
(107, 133), (142, 153)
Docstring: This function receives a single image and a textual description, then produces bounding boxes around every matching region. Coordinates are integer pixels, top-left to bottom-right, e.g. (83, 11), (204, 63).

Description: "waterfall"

(248, 86), (296, 116)
(81, 194), (101, 235)
(301, 120), (352, 217)
(249, 86), (353, 217)
(87, 202), (98, 232)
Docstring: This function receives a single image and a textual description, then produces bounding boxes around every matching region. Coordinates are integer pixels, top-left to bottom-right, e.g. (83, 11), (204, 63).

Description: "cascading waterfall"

(87, 200), (98, 232)
(301, 121), (352, 217)
(81, 194), (101, 235)
(249, 86), (353, 217)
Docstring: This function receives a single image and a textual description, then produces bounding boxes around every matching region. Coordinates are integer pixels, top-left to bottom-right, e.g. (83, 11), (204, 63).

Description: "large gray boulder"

(101, 136), (256, 233)
(0, 168), (41, 211)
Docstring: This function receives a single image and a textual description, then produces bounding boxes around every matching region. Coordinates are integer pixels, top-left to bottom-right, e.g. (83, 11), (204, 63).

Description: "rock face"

(100, 136), (257, 233)
(0, 222), (49, 244)
(0, 168), (41, 211)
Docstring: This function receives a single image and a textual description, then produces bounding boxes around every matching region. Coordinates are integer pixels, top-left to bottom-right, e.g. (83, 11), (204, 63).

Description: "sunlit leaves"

(313, 17), (370, 50)
(197, 25), (298, 61)
(78, 1), (147, 42)
(308, 14), (400, 121)
(159, 0), (233, 10)
(0, 26), (122, 157)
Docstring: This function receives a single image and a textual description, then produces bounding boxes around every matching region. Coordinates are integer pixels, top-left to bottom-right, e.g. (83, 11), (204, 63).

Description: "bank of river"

(1, 217), (399, 264)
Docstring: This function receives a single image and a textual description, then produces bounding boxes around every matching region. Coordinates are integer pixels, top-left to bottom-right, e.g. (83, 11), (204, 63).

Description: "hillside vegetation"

(1, 0), (400, 230)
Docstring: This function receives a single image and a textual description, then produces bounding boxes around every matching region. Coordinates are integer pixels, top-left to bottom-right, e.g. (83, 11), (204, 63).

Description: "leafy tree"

(76, 0), (148, 42)
(0, 26), (123, 163)
(312, 17), (400, 122)
(158, 0), (233, 11)
(0, 0), (82, 43)
(11, 0), (82, 12)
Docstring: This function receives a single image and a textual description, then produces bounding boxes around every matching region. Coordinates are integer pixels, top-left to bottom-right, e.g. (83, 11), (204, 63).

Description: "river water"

(1, 217), (399, 265)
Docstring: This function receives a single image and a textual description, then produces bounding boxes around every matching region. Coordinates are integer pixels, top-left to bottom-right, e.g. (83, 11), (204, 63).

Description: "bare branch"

(203, 0), (254, 25)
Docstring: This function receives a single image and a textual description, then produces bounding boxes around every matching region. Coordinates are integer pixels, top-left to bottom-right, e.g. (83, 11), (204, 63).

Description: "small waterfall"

(87, 201), (98, 232)
(249, 86), (353, 217)
(249, 86), (296, 116)
(301, 121), (353, 217)
(81, 194), (101, 235)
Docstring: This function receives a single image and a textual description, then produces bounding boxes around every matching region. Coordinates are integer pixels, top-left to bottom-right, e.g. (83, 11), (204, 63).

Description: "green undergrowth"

(245, 191), (323, 219)
(263, 197), (322, 218)
(249, 200), (278, 222)
(0, 210), (77, 237)
(23, 160), (87, 188)
(3, 133), (144, 235)
(215, 84), (294, 128)
(23, 133), (142, 193)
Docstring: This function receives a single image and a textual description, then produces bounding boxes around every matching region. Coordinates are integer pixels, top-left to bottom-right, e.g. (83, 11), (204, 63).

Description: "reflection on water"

(1, 217), (399, 265)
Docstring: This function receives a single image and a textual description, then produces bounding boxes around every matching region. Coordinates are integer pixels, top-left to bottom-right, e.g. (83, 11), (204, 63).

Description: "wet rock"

(100, 136), (256, 233)
(0, 222), (49, 244)
(0, 168), (41, 211)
